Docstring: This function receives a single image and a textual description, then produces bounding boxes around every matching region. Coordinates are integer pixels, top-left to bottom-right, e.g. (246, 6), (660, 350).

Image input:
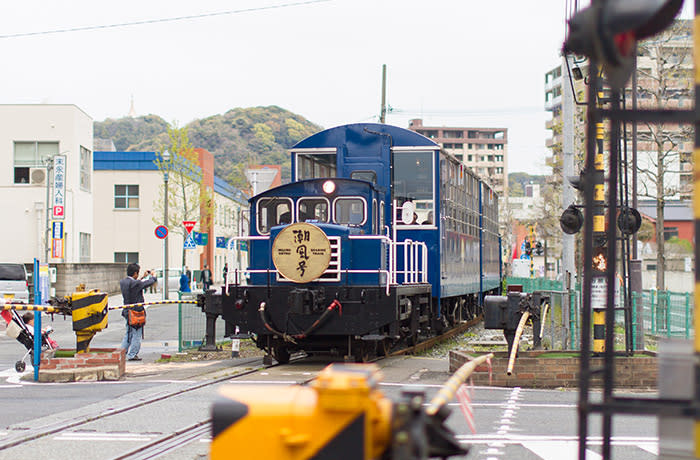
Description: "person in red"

(120, 263), (157, 361)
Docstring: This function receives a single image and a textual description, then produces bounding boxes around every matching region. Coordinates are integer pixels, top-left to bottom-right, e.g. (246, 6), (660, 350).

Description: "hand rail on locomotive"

(223, 233), (428, 295)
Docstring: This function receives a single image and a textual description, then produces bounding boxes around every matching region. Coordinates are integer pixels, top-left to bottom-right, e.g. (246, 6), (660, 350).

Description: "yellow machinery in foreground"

(211, 355), (492, 460)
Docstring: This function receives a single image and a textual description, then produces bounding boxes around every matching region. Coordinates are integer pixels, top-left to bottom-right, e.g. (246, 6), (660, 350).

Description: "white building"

(93, 151), (248, 281)
(0, 104), (94, 263)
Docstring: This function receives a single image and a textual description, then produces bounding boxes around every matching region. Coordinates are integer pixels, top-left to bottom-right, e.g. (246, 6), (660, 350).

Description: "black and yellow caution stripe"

(108, 299), (197, 311)
(1, 304), (65, 313)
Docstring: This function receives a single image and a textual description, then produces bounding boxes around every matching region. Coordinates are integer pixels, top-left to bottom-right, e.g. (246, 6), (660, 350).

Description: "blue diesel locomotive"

(217, 123), (501, 362)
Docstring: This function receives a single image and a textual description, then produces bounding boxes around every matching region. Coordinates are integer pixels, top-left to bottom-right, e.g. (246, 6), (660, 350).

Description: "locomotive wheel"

(272, 346), (290, 364)
(377, 339), (391, 357)
(355, 342), (374, 363)
(15, 361), (26, 373)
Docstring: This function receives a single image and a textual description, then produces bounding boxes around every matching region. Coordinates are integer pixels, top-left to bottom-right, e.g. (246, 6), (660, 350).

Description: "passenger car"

(0, 264), (29, 302)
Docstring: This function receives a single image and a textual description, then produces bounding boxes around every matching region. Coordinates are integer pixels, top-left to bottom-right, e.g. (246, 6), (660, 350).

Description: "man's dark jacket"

(120, 276), (157, 320)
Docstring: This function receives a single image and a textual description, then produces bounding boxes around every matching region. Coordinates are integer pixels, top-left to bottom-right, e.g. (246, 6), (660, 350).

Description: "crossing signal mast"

(563, 0), (687, 459)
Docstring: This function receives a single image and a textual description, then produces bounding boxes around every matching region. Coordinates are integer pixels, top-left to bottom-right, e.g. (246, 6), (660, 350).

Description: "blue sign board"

(216, 237), (227, 249)
(184, 233), (196, 249)
(52, 221), (63, 239)
(155, 225), (168, 239)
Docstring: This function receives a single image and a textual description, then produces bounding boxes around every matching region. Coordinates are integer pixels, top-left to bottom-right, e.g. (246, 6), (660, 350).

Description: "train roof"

(292, 123), (439, 150)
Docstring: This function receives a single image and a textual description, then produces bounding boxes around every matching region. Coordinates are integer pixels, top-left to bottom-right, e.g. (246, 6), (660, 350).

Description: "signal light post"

(563, 0), (685, 459)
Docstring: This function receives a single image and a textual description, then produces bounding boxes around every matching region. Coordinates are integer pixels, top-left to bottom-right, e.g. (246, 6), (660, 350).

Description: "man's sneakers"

(127, 356), (142, 361)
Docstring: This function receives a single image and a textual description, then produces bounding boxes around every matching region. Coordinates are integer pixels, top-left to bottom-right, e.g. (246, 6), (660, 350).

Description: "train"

(213, 123), (502, 363)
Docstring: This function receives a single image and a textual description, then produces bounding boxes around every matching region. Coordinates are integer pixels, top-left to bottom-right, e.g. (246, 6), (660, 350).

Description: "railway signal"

(563, 0), (683, 88)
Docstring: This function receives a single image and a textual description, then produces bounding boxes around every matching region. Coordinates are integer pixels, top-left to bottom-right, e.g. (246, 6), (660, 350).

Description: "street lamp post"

(162, 150), (171, 301)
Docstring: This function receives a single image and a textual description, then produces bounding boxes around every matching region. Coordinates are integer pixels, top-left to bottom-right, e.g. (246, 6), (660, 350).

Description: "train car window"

(392, 151), (434, 225)
(333, 197), (366, 226)
(372, 199), (378, 233)
(351, 171), (377, 185)
(380, 201), (385, 233)
(298, 198), (329, 223)
(295, 151), (337, 180)
(257, 197), (294, 234)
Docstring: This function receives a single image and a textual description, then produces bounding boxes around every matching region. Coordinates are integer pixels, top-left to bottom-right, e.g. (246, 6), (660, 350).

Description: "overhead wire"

(0, 0), (332, 39)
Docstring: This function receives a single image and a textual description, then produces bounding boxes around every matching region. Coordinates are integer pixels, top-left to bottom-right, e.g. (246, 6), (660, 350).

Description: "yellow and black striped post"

(693, 2), (700, 453)
(69, 290), (109, 353)
(592, 102), (608, 354)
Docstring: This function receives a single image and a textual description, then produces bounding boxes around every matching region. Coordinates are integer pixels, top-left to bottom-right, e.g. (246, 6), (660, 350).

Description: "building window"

(454, 143), (463, 149)
(80, 232), (91, 263)
(664, 227), (679, 240)
(467, 155), (473, 162)
(468, 144), (473, 149)
(114, 252), (139, 263)
(443, 143), (453, 149)
(467, 131), (477, 138)
(115, 185), (139, 209)
(13, 141), (58, 184)
(80, 146), (91, 191)
(443, 130), (464, 139)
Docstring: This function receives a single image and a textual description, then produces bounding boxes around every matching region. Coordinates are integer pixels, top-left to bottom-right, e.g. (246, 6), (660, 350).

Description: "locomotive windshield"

(392, 151), (434, 224)
(257, 197), (293, 234)
(333, 197), (366, 225)
(298, 198), (329, 223)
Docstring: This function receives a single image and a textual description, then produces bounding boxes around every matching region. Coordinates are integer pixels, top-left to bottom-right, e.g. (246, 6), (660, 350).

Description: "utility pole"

(379, 64), (387, 123)
(561, 55), (576, 289)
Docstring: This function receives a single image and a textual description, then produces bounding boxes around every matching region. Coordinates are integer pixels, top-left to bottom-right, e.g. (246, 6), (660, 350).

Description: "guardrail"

(225, 233), (429, 295)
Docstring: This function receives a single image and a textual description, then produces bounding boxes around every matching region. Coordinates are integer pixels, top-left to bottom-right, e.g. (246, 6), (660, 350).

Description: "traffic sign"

(155, 225), (168, 239)
(184, 233), (196, 249)
(183, 220), (196, 233)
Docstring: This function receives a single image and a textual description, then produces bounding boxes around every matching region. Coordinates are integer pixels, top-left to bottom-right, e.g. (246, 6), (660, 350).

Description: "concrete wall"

(29, 263), (127, 297)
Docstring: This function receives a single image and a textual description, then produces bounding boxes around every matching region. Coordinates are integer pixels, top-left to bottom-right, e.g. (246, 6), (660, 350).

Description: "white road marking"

(523, 440), (602, 460)
(54, 432), (154, 442)
(638, 443), (658, 455)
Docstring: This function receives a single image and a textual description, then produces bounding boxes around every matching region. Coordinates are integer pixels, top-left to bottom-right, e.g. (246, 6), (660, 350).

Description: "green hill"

(93, 106), (322, 185)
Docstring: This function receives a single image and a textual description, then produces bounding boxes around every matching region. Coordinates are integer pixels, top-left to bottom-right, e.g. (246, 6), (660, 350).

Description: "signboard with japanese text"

(52, 155), (66, 219)
(183, 221), (196, 234)
(52, 238), (64, 259)
(272, 223), (331, 283)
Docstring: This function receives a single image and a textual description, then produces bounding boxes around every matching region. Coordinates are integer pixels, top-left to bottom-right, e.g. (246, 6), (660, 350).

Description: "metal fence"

(634, 290), (693, 340)
(177, 291), (227, 351)
(505, 277), (694, 348)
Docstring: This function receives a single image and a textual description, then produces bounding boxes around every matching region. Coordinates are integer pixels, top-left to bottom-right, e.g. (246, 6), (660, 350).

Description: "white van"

(0, 264), (29, 302)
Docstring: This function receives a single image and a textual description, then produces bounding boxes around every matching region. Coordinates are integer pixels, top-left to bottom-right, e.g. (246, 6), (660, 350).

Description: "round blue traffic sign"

(155, 225), (168, 239)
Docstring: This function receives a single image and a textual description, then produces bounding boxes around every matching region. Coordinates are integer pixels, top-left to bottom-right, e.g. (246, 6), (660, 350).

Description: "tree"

(635, 20), (693, 292)
(152, 125), (210, 267)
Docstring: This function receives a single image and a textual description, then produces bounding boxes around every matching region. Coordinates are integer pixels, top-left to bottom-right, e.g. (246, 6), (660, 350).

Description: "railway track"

(0, 317), (482, 458)
(391, 315), (483, 356)
(0, 355), (304, 455)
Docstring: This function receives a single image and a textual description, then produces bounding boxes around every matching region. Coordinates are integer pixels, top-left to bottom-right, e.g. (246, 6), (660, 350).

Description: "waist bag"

(128, 309), (146, 327)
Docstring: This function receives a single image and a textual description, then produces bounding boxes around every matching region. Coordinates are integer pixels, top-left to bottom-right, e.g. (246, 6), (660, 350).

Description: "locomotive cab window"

(257, 197), (294, 234)
(392, 150), (435, 225)
(295, 151), (337, 180)
(351, 170), (377, 185)
(298, 198), (329, 223)
(333, 197), (366, 226)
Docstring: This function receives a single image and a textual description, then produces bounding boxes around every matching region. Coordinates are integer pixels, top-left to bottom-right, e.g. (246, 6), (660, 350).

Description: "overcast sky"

(0, 0), (694, 174)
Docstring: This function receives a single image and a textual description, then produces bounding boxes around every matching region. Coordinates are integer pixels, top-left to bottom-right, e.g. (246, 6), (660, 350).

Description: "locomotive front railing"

(226, 233), (427, 296)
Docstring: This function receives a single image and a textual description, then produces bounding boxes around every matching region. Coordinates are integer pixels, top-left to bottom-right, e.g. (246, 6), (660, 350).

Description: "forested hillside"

(93, 106), (321, 186)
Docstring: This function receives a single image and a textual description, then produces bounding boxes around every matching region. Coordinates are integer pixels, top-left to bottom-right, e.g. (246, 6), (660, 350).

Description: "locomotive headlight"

(322, 180), (336, 194)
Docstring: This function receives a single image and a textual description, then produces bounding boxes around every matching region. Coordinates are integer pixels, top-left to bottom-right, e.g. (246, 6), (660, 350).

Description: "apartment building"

(0, 105), (94, 264)
(544, 19), (693, 200)
(408, 119), (508, 198)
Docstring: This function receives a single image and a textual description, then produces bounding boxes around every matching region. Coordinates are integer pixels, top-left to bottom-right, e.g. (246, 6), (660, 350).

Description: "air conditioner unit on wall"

(29, 167), (47, 186)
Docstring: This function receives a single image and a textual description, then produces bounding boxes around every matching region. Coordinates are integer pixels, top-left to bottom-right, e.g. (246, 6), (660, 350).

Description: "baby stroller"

(1, 309), (58, 372)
